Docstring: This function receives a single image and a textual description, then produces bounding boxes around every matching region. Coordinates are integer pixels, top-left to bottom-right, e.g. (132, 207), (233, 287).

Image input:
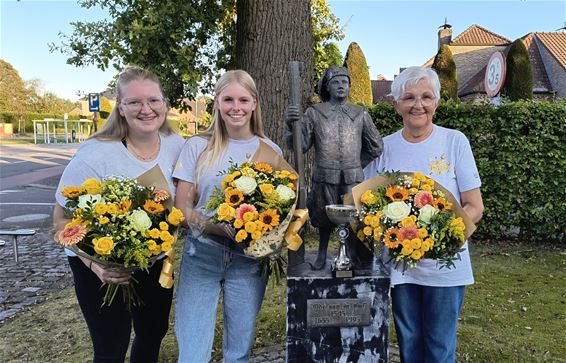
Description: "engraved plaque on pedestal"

(307, 298), (372, 328)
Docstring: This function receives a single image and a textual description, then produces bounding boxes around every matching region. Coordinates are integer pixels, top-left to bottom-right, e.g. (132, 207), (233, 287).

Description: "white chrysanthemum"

(383, 202), (411, 223)
(77, 194), (103, 210)
(418, 204), (439, 225)
(275, 184), (296, 202)
(234, 176), (257, 195)
(128, 209), (152, 232)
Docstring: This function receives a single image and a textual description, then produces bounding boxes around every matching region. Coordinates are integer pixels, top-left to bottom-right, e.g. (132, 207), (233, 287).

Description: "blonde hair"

(197, 70), (266, 170)
(90, 65), (173, 141)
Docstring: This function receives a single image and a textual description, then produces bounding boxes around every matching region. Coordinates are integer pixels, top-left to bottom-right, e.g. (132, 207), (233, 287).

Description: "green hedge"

(0, 112), (83, 133)
(367, 100), (566, 244)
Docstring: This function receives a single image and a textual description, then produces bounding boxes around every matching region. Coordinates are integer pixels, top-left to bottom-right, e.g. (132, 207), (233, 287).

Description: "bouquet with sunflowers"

(204, 141), (303, 281)
(351, 172), (475, 270)
(56, 166), (185, 307)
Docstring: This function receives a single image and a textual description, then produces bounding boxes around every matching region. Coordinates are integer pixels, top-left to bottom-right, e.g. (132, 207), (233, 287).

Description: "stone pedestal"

(286, 252), (390, 363)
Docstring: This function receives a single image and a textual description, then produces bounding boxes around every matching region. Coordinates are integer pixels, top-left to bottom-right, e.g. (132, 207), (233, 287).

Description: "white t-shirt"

(56, 132), (185, 256)
(172, 135), (282, 250)
(363, 125), (481, 287)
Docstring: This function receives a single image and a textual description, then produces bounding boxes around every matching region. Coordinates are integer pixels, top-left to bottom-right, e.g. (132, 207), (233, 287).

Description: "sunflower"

(385, 186), (409, 202)
(433, 197), (452, 211)
(143, 200), (165, 215)
(254, 162), (273, 173)
(384, 228), (400, 248)
(259, 209), (280, 231)
(225, 189), (244, 207)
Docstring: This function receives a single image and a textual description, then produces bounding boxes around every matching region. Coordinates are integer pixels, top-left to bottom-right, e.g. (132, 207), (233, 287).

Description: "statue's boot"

(312, 228), (331, 270)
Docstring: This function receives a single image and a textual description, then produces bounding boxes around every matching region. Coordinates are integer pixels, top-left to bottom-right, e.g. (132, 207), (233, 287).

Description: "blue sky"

(1, 0), (564, 102)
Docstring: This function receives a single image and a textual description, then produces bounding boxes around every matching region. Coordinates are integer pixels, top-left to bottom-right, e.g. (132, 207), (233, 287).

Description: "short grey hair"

(389, 66), (441, 101)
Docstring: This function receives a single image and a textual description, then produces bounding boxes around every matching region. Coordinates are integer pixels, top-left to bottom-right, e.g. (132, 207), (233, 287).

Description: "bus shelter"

(33, 119), (93, 144)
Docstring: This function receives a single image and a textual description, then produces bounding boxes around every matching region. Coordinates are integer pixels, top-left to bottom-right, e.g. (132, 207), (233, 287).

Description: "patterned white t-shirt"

(363, 125), (481, 287)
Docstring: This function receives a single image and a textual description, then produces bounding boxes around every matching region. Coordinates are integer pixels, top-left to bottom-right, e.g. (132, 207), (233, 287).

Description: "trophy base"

(332, 269), (354, 278)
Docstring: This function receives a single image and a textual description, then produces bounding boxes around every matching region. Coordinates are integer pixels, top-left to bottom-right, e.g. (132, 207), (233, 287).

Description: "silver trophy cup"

(325, 204), (357, 278)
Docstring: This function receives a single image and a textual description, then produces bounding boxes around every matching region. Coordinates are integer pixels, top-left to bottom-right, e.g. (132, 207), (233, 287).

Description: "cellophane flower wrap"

(351, 171), (475, 270)
(204, 141), (300, 281)
(57, 166), (185, 308)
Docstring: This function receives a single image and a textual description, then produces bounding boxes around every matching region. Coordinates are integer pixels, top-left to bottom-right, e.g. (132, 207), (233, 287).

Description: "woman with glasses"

(52, 66), (185, 362)
(364, 66), (484, 363)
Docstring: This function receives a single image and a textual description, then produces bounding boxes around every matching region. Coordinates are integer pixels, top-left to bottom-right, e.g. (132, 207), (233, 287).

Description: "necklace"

(126, 135), (161, 161)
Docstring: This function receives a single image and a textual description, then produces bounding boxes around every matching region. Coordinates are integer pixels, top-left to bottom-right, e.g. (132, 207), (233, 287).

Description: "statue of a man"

(286, 67), (384, 270)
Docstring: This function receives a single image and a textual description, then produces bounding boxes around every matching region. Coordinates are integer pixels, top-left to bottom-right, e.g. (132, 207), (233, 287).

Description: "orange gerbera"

(61, 186), (85, 198)
(386, 186), (409, 202)
(259, 209), (280, 231)
(225, 189), (244, 207)
(384, 228), (401, 249)
(254, 162), (273, 173)
(433, 197), (452, 211)
(118, 200), (132, 213)
(414, 190), (434, 208)
(143, 200), (165, 214)
(58, 224), (87, 246)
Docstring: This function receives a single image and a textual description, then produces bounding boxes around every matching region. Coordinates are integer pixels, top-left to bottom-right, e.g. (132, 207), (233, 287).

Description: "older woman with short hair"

(364, 66), (484, 363)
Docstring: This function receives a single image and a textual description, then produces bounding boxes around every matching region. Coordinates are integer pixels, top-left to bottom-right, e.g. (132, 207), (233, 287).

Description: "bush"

(503, 39), (533, 100)
(343, 42), (373, 106)
(432, 45), (458, 101)
(368, 100), (565, 244)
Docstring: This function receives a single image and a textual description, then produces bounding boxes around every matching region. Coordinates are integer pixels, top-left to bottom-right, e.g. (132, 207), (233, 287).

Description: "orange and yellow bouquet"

(57, 167), (184, 307)
(352, 172), (475, 270)
(203, 142), (305, 281)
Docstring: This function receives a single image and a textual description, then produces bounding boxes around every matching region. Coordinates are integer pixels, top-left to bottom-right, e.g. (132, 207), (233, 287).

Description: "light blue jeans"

(391, 284), (465, 363)
(175, 233), (267, 363)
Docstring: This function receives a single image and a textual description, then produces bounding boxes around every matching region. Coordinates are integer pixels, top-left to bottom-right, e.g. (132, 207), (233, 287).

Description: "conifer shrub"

(432, 45), (458, 101)
(343, 42), (373, 106)
(504, 39), (533, 100)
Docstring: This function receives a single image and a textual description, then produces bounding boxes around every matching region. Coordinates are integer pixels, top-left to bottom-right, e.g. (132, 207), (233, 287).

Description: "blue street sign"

(89, 93), (100, 112)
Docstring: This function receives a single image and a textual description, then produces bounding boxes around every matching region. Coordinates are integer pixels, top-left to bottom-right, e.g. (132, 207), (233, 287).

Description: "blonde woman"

(53, 66), (185, 362)
(173, 70), (282, 362)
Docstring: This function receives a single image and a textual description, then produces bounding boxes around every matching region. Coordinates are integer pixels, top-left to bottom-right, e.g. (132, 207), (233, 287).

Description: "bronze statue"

(286, 67), (383, 270)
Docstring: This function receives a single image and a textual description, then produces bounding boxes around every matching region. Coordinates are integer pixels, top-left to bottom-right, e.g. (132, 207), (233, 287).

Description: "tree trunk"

(235, 0), (315, 164)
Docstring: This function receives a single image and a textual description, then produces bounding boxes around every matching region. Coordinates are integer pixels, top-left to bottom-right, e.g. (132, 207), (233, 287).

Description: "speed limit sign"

(484, 51), (506, 97)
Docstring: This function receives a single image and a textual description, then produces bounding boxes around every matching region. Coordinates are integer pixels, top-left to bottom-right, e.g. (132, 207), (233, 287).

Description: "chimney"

(438, 18), (453, 49)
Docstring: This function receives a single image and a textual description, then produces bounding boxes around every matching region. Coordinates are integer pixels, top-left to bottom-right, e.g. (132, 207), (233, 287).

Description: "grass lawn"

(0, 239), (564, 362)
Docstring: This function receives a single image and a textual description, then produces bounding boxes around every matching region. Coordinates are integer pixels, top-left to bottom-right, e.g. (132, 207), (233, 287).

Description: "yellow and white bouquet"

(352, 172), (475, 270)
(204, 141), (305, 281)
(57, 167), (184, 307)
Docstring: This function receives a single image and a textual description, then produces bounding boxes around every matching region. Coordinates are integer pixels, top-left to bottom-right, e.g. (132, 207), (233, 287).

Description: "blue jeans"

(391, 284), (465, 363)
(175, 234), (267, 363)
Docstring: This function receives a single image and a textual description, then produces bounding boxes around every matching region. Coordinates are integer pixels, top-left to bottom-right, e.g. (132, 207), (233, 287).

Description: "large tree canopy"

(51, 0), (343, 111)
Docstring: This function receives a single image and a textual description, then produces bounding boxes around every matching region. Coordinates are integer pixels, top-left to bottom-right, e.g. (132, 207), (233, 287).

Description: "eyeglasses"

(121, 98), (165, 112)
(399, 94), (436, 107)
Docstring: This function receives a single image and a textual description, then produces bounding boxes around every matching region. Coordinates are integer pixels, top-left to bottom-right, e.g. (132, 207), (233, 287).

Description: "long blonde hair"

(90, 66), (173, 141)
(197, 70), (266, 170)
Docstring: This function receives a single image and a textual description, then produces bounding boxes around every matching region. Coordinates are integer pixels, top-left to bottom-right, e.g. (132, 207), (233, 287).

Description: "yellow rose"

(401, 245), (413, 256)
(146, 239), (157, 249)
(148, 228), (161, 239)
(411, 250), (424, 260)
(160, 230), (174, 242)
(107, 204), (119, 215)
(217, 203), (236, 222)
(235, 229), (248, 243)
(363, 226), (373, 236)
(360, 190), (377, 205)
(243, 211), (257, 222)
(159, 221), (169, 231)
(259, 183), (274, 195)
(399, 217), (416, 228)
(251, 230), (263, 240)
(418, 228), (428, 239)
(421, 184), (432, 192)
(410, 238), (422, 250)
(94, 202), (108, 215)
(373, 227), (382, 239)
(93, 237), (114, 255)
(370, 215), (381, 228)
(99, 216), (110, 225)
(245, 221), (258, 233)
(82, 178), (102, 194)
(414, 172), (426, 181)
(363, 215), (373, 225)
(167, 207), (185, 226)
(234, 219), (244, 229)
(161, 241), (172, 252)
